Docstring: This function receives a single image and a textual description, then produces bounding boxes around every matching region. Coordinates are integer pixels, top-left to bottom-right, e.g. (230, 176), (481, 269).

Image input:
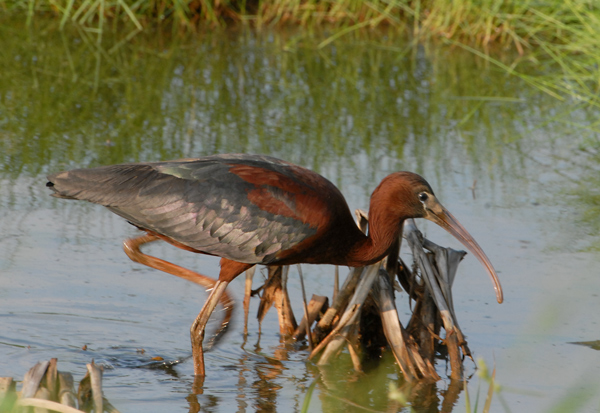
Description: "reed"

(3, 0), (599, 105)
(1, 0), (597, 47)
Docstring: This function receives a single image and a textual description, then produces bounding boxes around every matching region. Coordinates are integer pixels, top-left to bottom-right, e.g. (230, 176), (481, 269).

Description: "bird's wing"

(47, 155), (321, 264)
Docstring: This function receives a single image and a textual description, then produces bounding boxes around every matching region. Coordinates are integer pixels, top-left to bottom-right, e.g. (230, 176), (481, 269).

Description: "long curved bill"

(425, 203), (504, 304)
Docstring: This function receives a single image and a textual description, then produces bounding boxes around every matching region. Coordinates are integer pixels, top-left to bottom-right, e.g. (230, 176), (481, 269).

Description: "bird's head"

(375, 172), (504, 304)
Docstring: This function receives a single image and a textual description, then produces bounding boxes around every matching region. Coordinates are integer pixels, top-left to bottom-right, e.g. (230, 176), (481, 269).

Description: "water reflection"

(2, 18), (542, 184)
(180, 333), (468, 412)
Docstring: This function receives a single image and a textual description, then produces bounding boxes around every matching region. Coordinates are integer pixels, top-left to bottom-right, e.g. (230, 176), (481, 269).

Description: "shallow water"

(1, 19), (600, 412)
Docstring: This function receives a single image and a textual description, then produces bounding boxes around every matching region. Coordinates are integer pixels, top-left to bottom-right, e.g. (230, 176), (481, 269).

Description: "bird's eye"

(418, 192), (429, 202)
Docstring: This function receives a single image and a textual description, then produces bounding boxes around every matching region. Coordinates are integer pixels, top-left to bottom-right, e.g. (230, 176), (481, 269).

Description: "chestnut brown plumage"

(47, 153), (503, 376)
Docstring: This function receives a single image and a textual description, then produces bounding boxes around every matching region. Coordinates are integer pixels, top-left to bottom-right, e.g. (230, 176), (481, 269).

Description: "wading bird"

(47, 153), (503, 376)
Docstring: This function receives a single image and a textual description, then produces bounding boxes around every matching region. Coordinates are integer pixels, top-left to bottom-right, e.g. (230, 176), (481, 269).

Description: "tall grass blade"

(115, 0), (143, 30)
(300, 374), (319, 413)
(318, 20), (372, 49)
(464, 378), (471, 412)
(483, 366), (496, 412)
(26, 0), (35, 26)
(59, 0), (75, 30)
(71, 0), (93, 23)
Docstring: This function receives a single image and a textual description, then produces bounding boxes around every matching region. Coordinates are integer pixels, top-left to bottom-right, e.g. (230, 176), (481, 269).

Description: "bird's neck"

(346, 206), (404, 267)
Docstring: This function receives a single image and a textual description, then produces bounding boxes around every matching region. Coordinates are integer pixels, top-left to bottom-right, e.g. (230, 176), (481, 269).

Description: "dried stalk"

(293, 294), (328, 341)
(313, 266), (362, 341)
(58, 373), (77, 407)
(312, 210), (369, 341)
(297, 265), (315, 349)
(4, 359), (120, 413)
(333, 266), (339, 303)
(311, 212), (470, 380)
(22, 361), (50, 398)
(403, 219), (470, 379)
(87, 361), (103, 413)
(312, 264), (381, 363)
(373, 268), (440, 381)
(257, 266), (297, 336)
(17, 398), (84, 413)
(46, 358), (58, 401)
(34, 386), (52, 410)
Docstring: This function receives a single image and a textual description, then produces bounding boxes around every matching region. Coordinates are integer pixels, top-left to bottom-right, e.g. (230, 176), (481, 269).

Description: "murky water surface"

(1, 19), (600, 412)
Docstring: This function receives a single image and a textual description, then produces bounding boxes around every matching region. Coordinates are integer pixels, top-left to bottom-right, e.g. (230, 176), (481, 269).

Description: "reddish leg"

(123, 233), (236, 375)
(190, 259), (253, 376)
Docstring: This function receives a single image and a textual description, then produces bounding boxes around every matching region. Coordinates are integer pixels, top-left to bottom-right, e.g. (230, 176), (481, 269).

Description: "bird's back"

(47, 154), (356, 265)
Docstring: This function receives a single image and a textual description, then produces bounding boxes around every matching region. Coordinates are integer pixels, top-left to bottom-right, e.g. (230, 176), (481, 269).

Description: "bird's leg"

(243, 267), (256, 338)
(123, 233), (233, 310)
(123, 234), (221, 290)
(123, 233), (235, 364)
(190, 280), (230, 376)
(190, 259), (253, 376)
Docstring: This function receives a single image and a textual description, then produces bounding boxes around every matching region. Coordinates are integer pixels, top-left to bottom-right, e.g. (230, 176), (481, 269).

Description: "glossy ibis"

(47, 153), (503, 376)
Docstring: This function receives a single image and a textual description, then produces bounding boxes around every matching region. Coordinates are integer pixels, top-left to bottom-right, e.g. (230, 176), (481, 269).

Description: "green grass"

(2, 0), (600, 107)
(0, 0), (597, 46)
